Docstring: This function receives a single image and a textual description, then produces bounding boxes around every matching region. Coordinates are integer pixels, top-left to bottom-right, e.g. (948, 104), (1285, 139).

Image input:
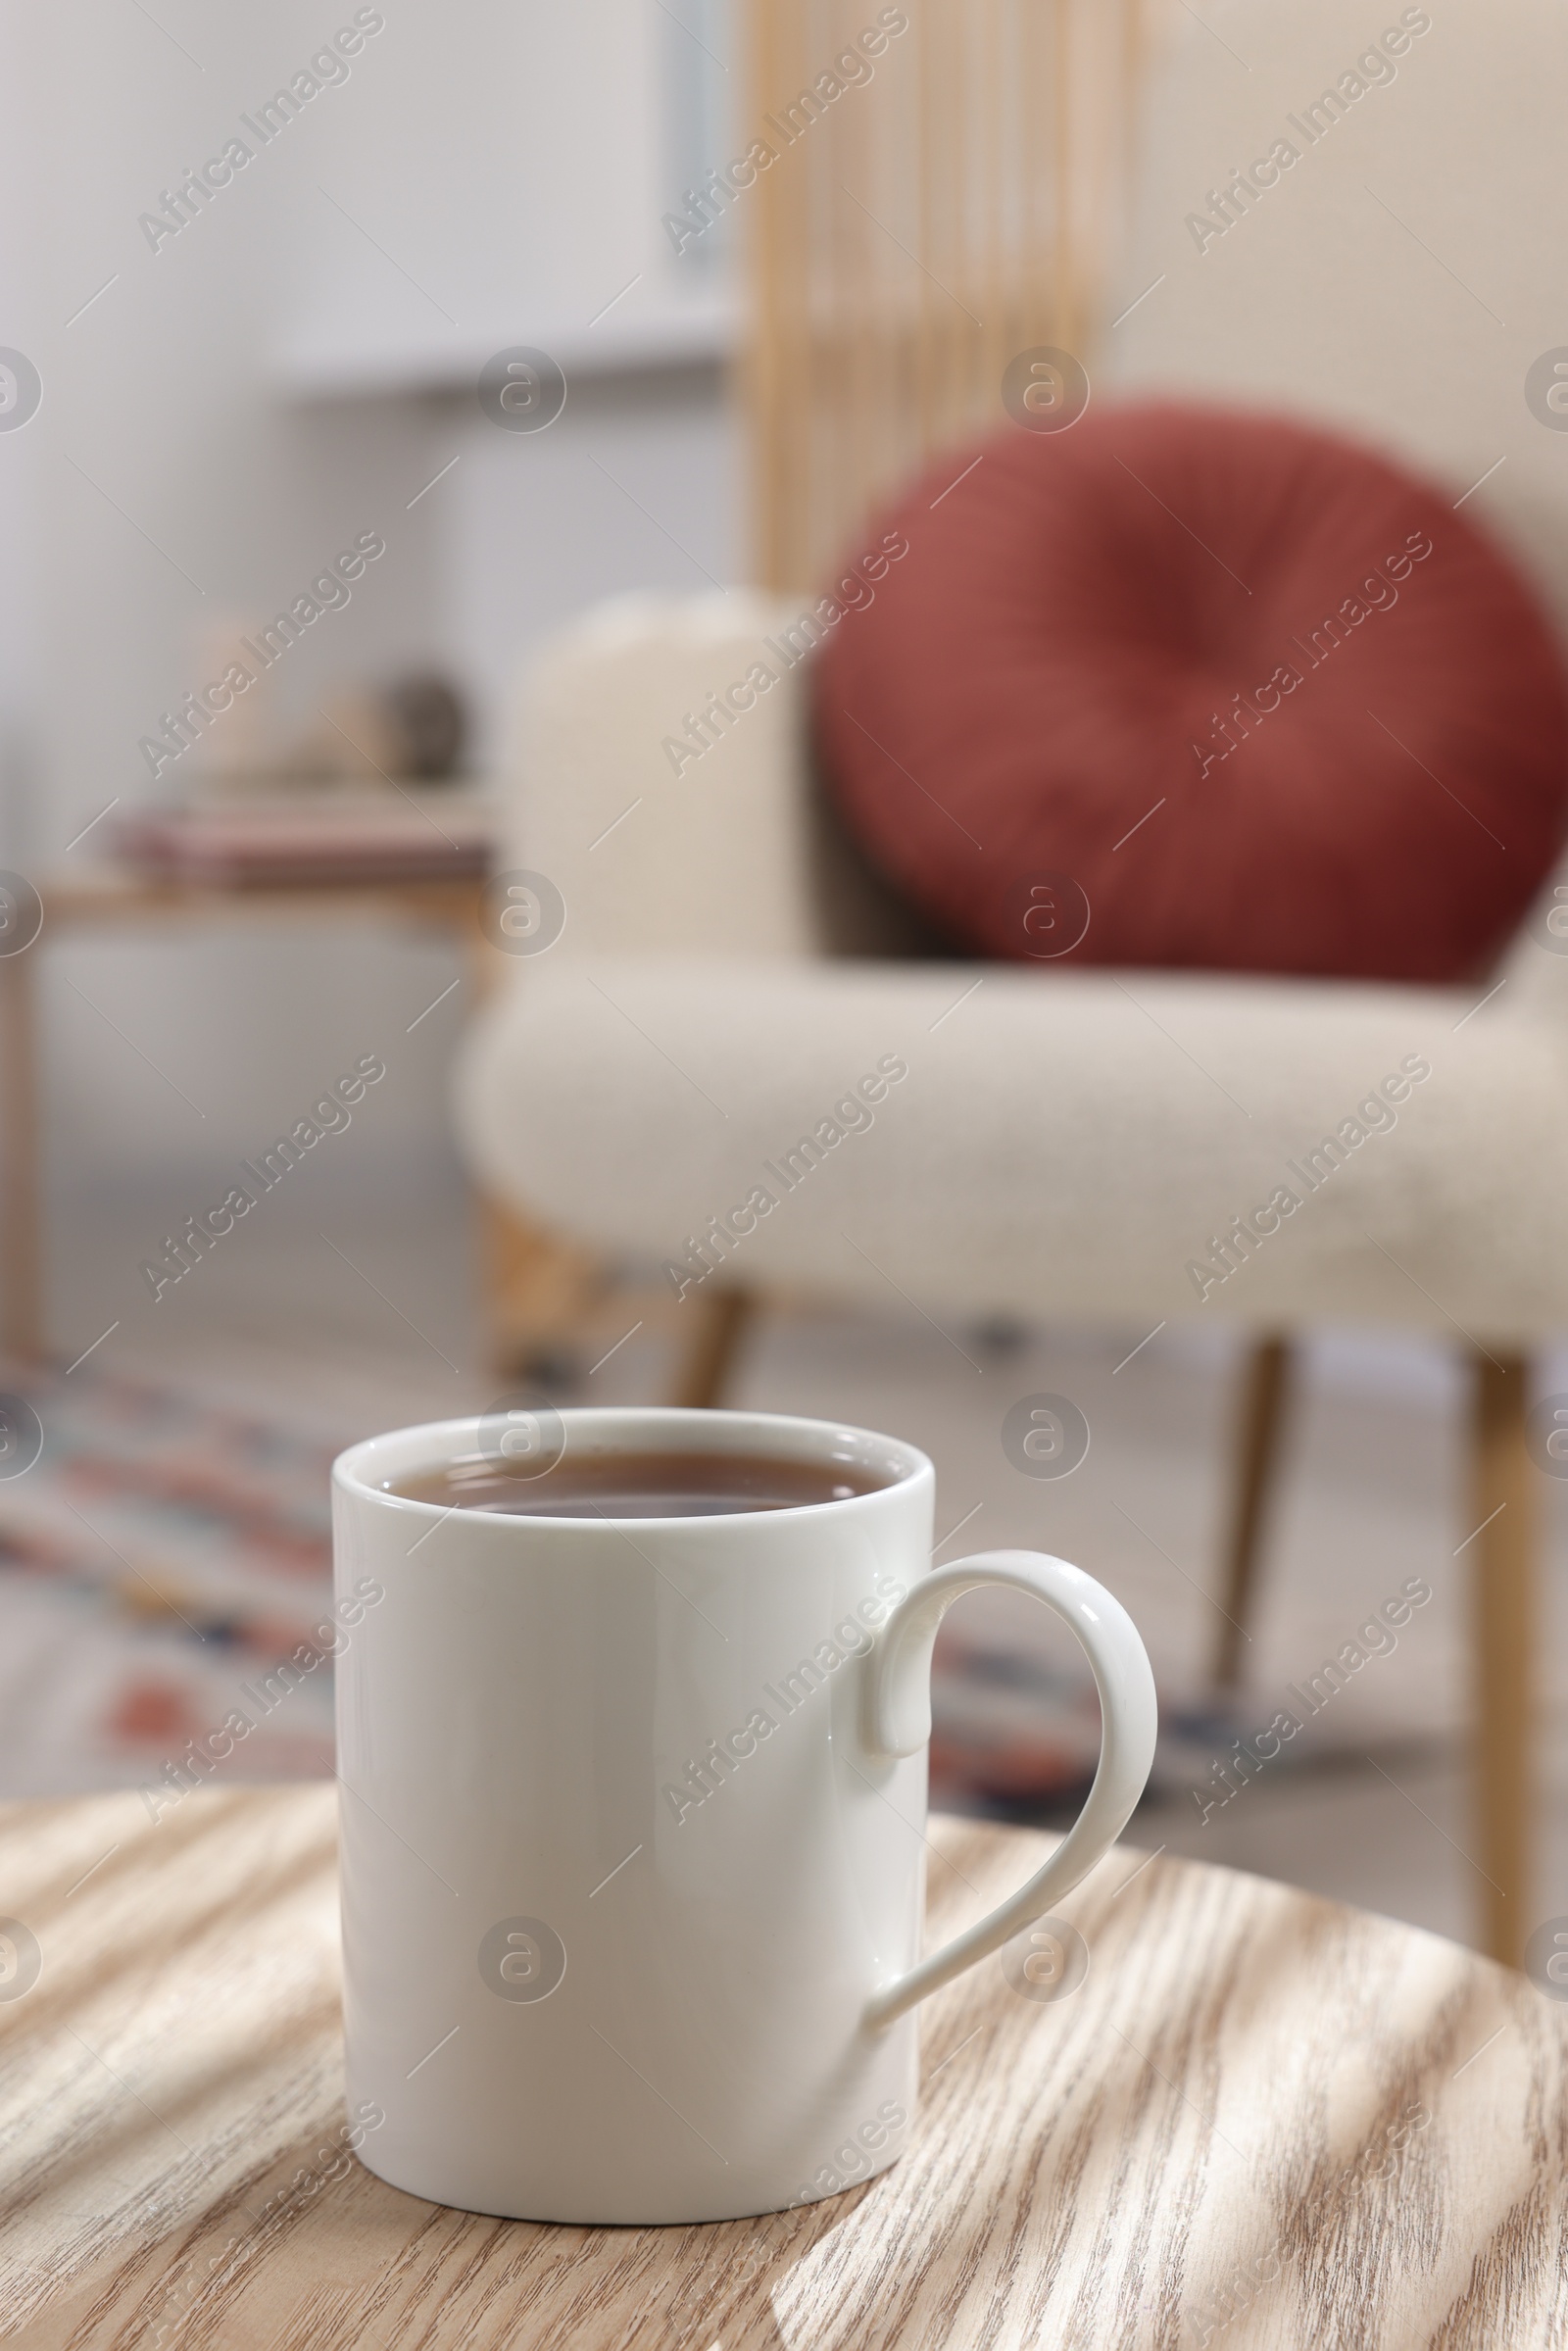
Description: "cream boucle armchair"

(456, 584), (1568, 1966)
(457, 0), (1568, 1965)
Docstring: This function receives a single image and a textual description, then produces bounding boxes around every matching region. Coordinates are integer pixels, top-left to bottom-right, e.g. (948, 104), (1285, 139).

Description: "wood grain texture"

(3, 1788), (1567, 2349)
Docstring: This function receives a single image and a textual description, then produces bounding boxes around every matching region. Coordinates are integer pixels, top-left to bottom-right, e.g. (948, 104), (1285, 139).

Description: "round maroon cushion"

(812, 403), (1568, 981)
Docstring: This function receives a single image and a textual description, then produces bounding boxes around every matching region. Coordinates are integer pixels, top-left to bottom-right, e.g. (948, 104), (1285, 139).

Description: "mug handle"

(860, 1549), (1158, 2030)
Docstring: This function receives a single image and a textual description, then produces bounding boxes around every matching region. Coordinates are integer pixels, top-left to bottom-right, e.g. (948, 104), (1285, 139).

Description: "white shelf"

(273, 295), (738, 402)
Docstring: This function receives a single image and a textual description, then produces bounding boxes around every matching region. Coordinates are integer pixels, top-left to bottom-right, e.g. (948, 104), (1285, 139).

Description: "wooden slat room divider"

(744, 0), (1155, 591)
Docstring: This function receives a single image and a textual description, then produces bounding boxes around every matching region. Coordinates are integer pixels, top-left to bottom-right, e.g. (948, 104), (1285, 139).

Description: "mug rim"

(332, 1405), (934, 1530)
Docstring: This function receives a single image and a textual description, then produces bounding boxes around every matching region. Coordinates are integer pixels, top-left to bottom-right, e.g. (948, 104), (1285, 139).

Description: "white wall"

(1102, 0), (1568, 632)
(0, 0), (739, 1204)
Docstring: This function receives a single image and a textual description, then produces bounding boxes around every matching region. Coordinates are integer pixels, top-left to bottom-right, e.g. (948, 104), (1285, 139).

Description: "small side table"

(3, 1787), (1565, 2347)
(0, 869), (596, 1371)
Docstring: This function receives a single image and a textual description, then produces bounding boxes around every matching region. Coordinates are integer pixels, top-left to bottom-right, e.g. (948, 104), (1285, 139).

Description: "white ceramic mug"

(332, 1406), (1157, 2225)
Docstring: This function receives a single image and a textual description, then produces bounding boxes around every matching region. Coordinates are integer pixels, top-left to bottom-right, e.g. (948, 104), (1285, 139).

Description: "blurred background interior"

(3, 0), (1568, 1970)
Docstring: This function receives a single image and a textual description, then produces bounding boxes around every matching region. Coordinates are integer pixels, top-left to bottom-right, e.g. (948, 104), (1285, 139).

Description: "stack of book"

(114, 788), (495, 886)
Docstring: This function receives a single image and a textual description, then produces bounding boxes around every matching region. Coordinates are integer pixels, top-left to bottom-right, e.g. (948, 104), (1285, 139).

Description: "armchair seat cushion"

(457, 958), (1568, 1339)
(812, 402), (1568, 983)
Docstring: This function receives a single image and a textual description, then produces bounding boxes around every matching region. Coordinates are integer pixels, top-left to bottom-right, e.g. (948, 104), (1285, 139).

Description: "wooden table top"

(2, 1788), (1565, 2350)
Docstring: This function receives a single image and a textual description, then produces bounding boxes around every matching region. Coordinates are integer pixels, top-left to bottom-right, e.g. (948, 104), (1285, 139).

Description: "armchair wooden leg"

(475, 1191), (603, 1379)
(671, 1289), (756, 1409)
(1212, 1335), (1293, 1690)
(0, 949), (43, 1362)
(1472, 1351), (1533, 1969)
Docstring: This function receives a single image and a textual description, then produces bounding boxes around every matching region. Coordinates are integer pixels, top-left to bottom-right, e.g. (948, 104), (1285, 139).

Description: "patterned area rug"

(0, 1361), (344, 1796)
(927, 1631), (1334, 1826)
(0, 1357), (1314, 1816)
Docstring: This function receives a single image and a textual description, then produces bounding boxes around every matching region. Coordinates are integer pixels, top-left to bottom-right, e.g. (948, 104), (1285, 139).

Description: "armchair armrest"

(503, 591), (835, 961)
